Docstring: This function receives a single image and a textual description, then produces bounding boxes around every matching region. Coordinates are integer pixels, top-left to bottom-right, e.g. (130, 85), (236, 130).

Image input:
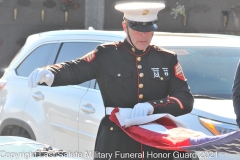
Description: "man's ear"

(122, 21), (127, 33)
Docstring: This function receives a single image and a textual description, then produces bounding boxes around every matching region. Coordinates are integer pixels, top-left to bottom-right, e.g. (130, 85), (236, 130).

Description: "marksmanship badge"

(162, 68), (169, 76)
(151, 68), (160, 78)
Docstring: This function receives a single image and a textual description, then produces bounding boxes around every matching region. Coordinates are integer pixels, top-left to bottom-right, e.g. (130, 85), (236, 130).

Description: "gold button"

(167, 100), (170, 102)
(139, 84), (144, 88)
(153, 102), (156, 104)
(138, 65), (142, 69)
(137, 57), (141, 61)
(117, 74), (121, 77)
(110, 127), (113, 130)
(160, 100), (163, 103)
(139, 94), (143, 99)
(160, 77), (164, 80)
(132, 47), (135, 52)
(143, 49), (146, 52)
(139, 73), (144, 77)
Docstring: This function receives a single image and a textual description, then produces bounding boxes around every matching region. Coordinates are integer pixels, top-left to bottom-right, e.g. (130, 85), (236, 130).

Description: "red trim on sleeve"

(147, 101), (175, 108)
(168, 96), (184, 109)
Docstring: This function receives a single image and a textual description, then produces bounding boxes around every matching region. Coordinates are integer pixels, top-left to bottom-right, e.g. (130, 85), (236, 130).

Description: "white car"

(0, 136), (83, 160)
(0, 30), (239, 160)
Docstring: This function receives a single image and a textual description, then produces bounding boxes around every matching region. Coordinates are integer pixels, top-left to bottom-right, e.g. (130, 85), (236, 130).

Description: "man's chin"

(135, 45), (149, 51)
(137, 47), (148, 51)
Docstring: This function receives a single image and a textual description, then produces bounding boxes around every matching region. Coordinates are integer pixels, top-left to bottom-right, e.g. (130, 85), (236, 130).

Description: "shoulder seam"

(151, 45), (176, 55)
(101, 41), (122, 48)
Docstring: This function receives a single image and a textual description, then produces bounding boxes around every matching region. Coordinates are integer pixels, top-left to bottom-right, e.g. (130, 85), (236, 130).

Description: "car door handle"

(32, 91), (44, 100)
(80, 104), (95, 114)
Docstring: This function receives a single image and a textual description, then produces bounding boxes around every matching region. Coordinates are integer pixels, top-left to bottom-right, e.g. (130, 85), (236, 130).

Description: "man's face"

(122, 22), (153, 50)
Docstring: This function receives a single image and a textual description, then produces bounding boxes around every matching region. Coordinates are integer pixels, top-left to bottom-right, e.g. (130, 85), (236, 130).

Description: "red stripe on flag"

(109, 108), (190, 151)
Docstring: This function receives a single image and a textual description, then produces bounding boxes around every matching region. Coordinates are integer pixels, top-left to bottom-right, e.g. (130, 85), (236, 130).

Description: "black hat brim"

(127, 23), (158, 32)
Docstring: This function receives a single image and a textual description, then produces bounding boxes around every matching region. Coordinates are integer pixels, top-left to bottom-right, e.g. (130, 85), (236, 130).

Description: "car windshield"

(163, 46), (240, 99)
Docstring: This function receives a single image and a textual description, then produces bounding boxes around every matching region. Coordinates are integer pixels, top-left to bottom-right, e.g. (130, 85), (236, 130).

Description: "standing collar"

(123, 39), (150, 56)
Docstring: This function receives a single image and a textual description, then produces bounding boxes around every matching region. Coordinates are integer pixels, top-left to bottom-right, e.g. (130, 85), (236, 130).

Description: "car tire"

(1, 125), (31, 139)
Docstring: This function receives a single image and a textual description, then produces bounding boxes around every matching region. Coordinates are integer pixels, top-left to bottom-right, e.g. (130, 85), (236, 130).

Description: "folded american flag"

(109, 108), (240, 154)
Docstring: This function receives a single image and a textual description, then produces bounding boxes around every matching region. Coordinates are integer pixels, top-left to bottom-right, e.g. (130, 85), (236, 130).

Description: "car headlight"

(199, 117), (239, 135)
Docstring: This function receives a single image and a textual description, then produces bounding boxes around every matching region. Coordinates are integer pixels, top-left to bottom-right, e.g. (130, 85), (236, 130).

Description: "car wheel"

(1, 125), (31, 139)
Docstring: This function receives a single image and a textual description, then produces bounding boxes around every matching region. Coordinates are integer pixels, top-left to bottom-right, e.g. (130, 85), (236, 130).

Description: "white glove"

(131, 102), (154, 119)
(28, 68), (54, 88)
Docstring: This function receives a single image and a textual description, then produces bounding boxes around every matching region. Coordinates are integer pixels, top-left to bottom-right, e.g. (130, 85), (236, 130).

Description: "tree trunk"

(223, 15), (228, 27)
(183, 15), (187, 26)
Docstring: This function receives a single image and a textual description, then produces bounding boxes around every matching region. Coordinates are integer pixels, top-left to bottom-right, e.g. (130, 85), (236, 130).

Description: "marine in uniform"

(28, 2), (194, 160)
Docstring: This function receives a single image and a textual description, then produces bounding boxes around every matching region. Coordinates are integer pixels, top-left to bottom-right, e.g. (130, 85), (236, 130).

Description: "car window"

(164, 46), (240, 99)
(95, 82), (100, 90)
(56, 42), (101, 88)
(55, 42), (100, 63)
(16, 43), (57, 77)
(94, 46), (240, 99)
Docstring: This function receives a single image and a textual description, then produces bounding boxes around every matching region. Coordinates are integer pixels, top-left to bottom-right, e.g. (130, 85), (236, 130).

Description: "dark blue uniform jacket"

(46, 39), (194, 160)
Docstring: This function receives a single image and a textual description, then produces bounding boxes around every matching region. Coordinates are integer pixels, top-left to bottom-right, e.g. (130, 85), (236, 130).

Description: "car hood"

(190, 99), (237, 125)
